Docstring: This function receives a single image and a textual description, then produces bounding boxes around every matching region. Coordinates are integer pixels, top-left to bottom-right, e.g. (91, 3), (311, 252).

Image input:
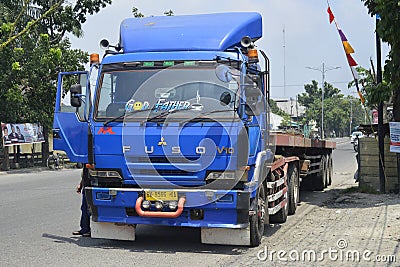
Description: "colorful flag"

(343, 41), (355, 54)
(338, 29), (355, 54)
(346, 54), (358, 67)
(327, 7), (335, 24)
(327, 3), (364, 104)
(338, 29), (347, 41)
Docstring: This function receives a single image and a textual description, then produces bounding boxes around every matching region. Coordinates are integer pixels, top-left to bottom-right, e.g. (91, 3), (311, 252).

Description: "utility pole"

(283, 26), (286, 98)
(376, 15), (385, 193)
(296, 94), (299, 130)
(349, 97), (353, 135)
(306, 64), (340, 139)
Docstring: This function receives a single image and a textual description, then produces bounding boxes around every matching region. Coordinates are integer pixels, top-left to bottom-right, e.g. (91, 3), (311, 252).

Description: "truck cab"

(53, 12), (288, 246)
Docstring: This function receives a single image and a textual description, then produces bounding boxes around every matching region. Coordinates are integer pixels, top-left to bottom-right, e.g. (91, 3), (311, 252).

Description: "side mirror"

(244, 84), (262, 116)
(215, 65), (233, 83)
(70, 84), (82, 107)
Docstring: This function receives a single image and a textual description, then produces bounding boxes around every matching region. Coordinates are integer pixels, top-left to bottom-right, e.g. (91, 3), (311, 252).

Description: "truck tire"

(312, 155), (326, 191)
(269, 200), (288, 224)
(287, 163), (299, 215)
(269, 166), (288, 224)
(327, 155), (333, 186)
(250, 183), (267, 247)
(324, 156), (329, 188)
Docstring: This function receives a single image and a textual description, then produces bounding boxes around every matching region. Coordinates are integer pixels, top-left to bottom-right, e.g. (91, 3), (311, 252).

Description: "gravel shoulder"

(219, 143), (400, 267)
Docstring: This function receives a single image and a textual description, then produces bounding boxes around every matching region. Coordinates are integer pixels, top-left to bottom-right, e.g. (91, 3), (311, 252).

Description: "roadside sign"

(389, 122), (400, 153)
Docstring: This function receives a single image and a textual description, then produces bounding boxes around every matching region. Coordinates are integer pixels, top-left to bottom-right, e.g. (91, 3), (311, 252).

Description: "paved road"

(0, 139), (357, 266)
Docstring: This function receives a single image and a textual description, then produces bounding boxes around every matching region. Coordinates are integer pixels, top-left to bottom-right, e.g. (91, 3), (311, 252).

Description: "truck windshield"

(94, 62), (240, 122)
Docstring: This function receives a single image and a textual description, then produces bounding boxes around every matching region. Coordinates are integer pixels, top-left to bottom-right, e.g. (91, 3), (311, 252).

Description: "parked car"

(350, 131), (364, 143)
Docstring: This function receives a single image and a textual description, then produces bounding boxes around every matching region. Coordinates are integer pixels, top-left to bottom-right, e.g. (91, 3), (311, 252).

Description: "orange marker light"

(90, 53), (100, 65)
(85, 163), (95, 170)
(248, 49), (259, 63)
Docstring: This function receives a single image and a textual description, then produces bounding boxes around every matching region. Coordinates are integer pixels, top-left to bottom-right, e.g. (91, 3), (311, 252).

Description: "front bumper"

(85, 187), (250, 229)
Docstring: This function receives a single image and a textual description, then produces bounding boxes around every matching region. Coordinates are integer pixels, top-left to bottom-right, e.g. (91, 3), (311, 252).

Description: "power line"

(271, 81), (350, 88)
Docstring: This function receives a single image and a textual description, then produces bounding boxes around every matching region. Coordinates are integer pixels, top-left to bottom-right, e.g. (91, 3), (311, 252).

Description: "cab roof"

(119, 12), (262, 53)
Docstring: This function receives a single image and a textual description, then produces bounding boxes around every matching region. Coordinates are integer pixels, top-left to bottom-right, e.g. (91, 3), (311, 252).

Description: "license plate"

(145, 191), (178, 201)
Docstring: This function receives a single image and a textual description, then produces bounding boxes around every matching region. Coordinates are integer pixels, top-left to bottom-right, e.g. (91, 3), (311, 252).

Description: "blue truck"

(53, 12), (335, 246)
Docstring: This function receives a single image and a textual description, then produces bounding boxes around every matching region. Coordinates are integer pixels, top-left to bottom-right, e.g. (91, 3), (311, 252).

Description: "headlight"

(168, 201), (178, 210)
(142, 200), (151, 209)
(154, 201), (164, 210)
(206, 170), (248, 182)
(206, 171), (235, 180)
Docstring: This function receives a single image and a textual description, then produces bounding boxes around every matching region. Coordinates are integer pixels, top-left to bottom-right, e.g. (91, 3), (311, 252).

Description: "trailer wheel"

(312, 155), (326, 191)
(287, 163), (299, 215)
(327, 155), (333, 186)
(249, 183), (267, 247)
(324, 156), (329, 188)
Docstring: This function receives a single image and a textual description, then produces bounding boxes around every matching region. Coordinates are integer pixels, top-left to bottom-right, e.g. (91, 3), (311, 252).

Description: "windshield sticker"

(125, 99), (150, 112)
(154, 99), (190, 112)
(191, 90), (203, 111)
(155, 88), (176, 98)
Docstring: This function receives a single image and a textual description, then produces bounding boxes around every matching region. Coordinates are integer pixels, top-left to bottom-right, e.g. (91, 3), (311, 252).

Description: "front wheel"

(249, 183), (267, 247)
(56, 155), (65, 169)
(47, 156), (55, 169)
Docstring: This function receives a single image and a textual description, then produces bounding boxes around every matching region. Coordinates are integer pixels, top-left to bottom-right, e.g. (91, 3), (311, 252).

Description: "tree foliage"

(348, 66), (391, 109)
(361, 0), (400, 121)
(132, 6), (174, 17)
(299, 80), (365, 137)
(270, 99), (289, 118)
(0, 1), (111, 129)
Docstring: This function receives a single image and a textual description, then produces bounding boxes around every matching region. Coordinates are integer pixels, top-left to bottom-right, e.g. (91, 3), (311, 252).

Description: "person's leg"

(79, 191), (91, 234)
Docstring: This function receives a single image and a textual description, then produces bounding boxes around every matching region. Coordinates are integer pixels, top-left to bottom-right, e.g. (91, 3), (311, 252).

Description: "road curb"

(0, 166), (80, 175)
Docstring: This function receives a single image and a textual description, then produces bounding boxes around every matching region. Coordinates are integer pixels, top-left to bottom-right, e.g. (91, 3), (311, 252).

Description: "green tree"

(269, 99), (291, 128)
(0, 0), (111, 163)
(270, 99), (289, 118)
(132, 6), (144, 18)
(298, 80), (360, 136)
(348, 66), (391, 109)
(164, 10), (174, 16)
(132, 6), (174, 17)
(361, 0), (400, 121)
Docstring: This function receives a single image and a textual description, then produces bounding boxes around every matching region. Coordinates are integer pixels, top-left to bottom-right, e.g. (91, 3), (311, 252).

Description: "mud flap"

(91, 222), (136, 241)
(201, 227), (251, 246)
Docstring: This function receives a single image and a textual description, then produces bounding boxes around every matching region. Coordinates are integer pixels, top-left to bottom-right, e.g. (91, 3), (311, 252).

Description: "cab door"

(53, 71), (89, 163)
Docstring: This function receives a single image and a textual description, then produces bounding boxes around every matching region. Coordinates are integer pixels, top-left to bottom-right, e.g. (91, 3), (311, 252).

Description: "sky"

(68, 0), (390, 100)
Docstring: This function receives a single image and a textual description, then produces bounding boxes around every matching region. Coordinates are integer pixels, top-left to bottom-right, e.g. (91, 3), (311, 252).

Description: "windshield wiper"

(141, 108), (189, 125)
(179, 109), (237, 126)
(103, 108), (152, 126)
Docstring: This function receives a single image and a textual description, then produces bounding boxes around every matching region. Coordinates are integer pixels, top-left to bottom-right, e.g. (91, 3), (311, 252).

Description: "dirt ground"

(219, 161), (400, 267)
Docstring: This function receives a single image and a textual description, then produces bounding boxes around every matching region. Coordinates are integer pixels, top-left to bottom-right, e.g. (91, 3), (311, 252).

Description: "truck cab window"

(95, 63), (240, 121)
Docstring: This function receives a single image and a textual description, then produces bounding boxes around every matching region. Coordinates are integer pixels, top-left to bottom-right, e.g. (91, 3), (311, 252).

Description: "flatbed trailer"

(273, 132), (336, 190)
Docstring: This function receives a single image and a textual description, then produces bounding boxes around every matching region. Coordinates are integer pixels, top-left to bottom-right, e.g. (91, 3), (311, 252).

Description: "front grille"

(136, 169), (194, 176)
(131, 156), (200, 164)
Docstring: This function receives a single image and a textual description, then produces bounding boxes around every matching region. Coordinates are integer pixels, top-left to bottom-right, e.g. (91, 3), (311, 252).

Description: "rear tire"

(269, 200), (288, 223)
(327, 155), (333, 186)
(269, 165), (289, 224)
(249, 184), (267, 247)
(287, 163), (299, 215)
(312, 156), (326, 191)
